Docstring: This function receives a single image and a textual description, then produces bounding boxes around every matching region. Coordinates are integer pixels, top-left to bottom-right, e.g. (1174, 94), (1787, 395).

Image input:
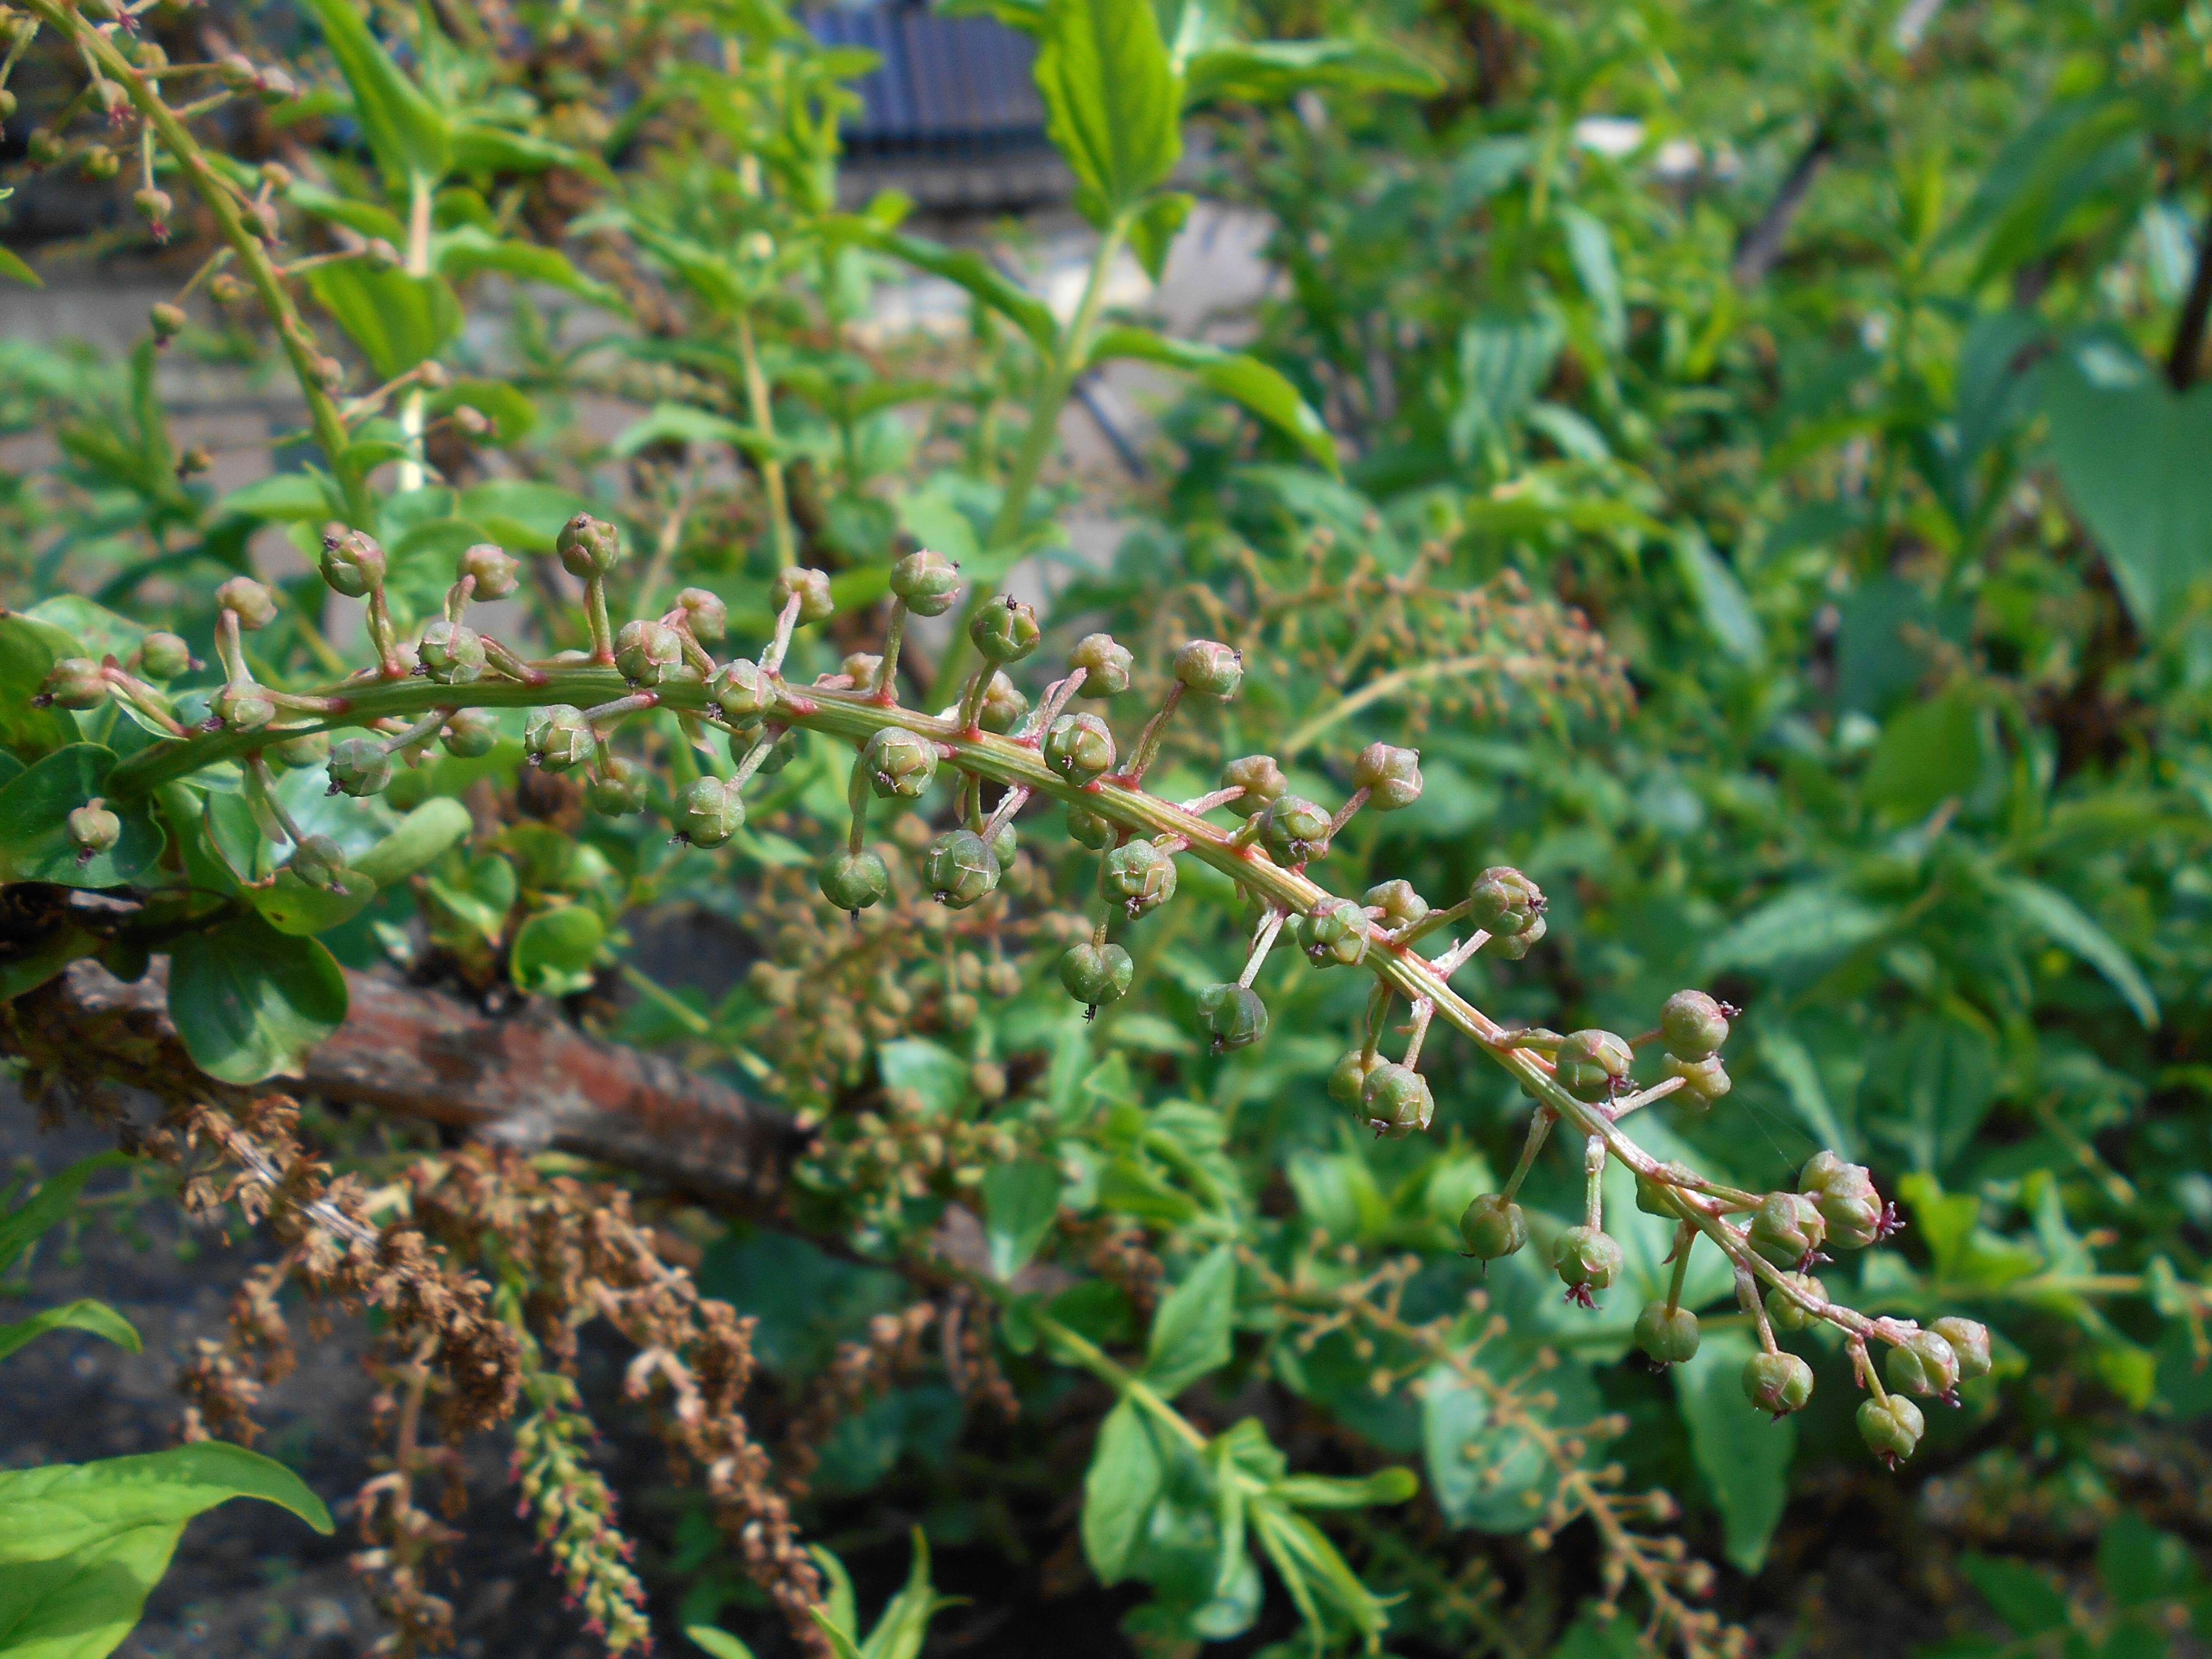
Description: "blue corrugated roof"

(806, 3), (1048, 158)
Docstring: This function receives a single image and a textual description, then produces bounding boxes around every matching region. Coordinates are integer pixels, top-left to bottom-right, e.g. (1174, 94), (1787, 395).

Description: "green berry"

(1328, 1048), (1384, 1108)
(970, 595), (1041, 663)
(1060, 941), (1133, 1012)
(1748, 1191), (1828, 1270)
(1257, 795), (1331, 866)
(771, 565), (834, 623)
(1765, 1271), (1824, 1332)
(1468, 865), (1544, 935)
(1799, 1150), (1886, 1249)
(291, 834), (349, 889)
(1352, 742), (1423, 810)
(1634, 1169), (1684, 1218)
(1743, 1350), (1814, 1416)
(1300, 897), (1370, 967)
(556, 512), (622, 578)
(863, 728), (938, 799)
(441, 708), (499, 758)
(1857, 1393), (1924, 1465)
(1885, 1328), (1960, 1398)
(586, 758), (647, 816)
(525, 705), (594, 772)
(819, 849), (889, 913)
(319, 528), (386, 598)
(710, 658), (773, 728)
(1102, 838), (1177, 918)
(1553, 1225), (1624, 1305)
(461, 543), (520, 599)
(1173, 639), (1242, 698)
(328, 737), (393, 797)
(1043, 712), (1115, 785)
(978, 671), (1029, 732)
(139, 631), (193, 680)
(1635, 1303), (1701, 1366)
(66, 801), (121, 859)
(754, 731), (799, 781)
(417, 619), (486, 685)
(1198, 982), (1269, 1054)
(614, 619), (685, 685)
(212, 683), (276, 731)
(924, 829), (1000, 908)
(216, 577), (278, 630)
(678, 586), (727, 641)
(1360, 1062), (1431, 1138)
(41, 658), (110, 710)
(1931, 1317), (1992, 1380)
(676, 777), (744, 847)
(889, 548), (960, 616)
(1662, 1051), (1730, 1109)
(1555, 1029), (1633, 1103)
(1221, 754), (1286, 816)
(1364, 878), (1428, 931)
(150, 301), (186, 340)
(1458, 1193), (1528, 1260)
(1660, 989), (1732, 1062)
(269, 730), (331, 770)
(1070, 632), (1133, 696)
(1489, 912), (1547, 959)
(1068, 804), (1116, 850)
(133, 186), (173, 228)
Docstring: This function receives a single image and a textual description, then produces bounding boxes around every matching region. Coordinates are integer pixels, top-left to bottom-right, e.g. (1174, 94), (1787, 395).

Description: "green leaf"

(1034, 0), (1183, 228)
(450, 124), (604, 179)
(1674, 1327), (1793, 1574)
(1864, 690), (1983, 820)
(0, 746), (165, 889)
(856, 1528), (950, 1659)
(305, 264), (463, 381)
(26, 599), (143, 665)
(458, 480), (590, 552)
(1249, 1501), (1389, 1638)
(1671, 529), (1763, 664)
(1142, 1244), (1236, 1396)
(1127, 191), (1193, 283)
(805, 1613), (866, 1659)
(510, 905), (604, 996)
(982, 1161), (1063, 1281)
(876, 1039), (969, 1115)
(823, 219), (1056, 351)
(612, 403), (787, 462)
(685, 1630), (756, 1659)
(0, 1441), (332, 1659)
(1997, 875), (2158, 1028)
(0, 244), (43, 287)
(1896, 1173), (1983, 1280)
(295, 0), (451, 192)
(1086, 327), (1335, 471)
(0, 611), (91, 760)
(1080, 1398), (1164, 1583)
(0, 1299), (142, 1365)
(2097, 1513), (2200, 1607)
(427, 378), (537, 445)
(1183, 38), (1443, 106)
(1421, 1352), (1601, 1532)
(1957, 1553), (2071, 1638)
(1268, 1467), (1419, 1510)
(937, 0), (1043, 28)
(250, 867), (378, 937)
(167, 912), (348, 1084)
(1754, 1027), (1856, 1160)
(350, 797), (474, 886)
(0, 1152), (130, 1275)
(1559, 206), (1626, 350)
(213, 472), (340, 524)
(1699, 884), (1890, 976)
(434, 225), (628, 311)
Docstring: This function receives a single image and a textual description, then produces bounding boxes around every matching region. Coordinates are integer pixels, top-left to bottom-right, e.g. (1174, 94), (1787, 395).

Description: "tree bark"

(12, 959), (806, 1207)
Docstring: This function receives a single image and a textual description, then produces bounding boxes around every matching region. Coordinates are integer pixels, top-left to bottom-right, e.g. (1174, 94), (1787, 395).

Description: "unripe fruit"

(978, 670), (1028, 732)
(67, 801), (121, 859)
(1328, 1048), (1384, 1108)
(678, 586), (727, 641)
(614, 619), (685, 685)
(889, 548), (960, 616)
(1662, 1051), (1730, 1109)
(1070, 632), (1133, 696)
(1799, 1150), (1884, 1249)
(1173, 639), (1242, 698)
(1743, 1350), (1814, 1416)
(216, 576), (278, 630)
(82, 146), (121, 182)
(1301, 896), (1370, 967)
(255, 67), (297, 105)
(924, 829), (1000, 907)
(319, 529), (387, 598)
(555, 512), (621, 577)
(1468, 865), (1544, 934)
(709, 658), (772, 728)
(819, 849), (889, 912)
(149, 301), (186, 340)
(1458, 1193), (1528, 1260)
(1257, 795), (1331, 866)
(1857, 1393), (1924, 1465)
(413, 360), (448, 392)
(586, 759), (647, 816)
(309, 356), (345, 392)
(1352, 742), (1423, 810)
(441, 708), (499, 758)
(1221, 754), (1286, 816)
(1635, 1303), (1701, 1366)
(212, 683), (275, 730)
(269, 730), (331, 770)
(1931, 1317), (1992, 1381)
(328, 737), (393, 796)
(176, 444), (213, 477)
(209, 273), (246, 306)
(0, 89), (15, 121)
(461, 543), (520, 599)
(970, 595), (1040, 662)
(1490, 912), (1547, 959)
(1364, 878), (1428, 931)
(134, 189), (173, 231)
(1360, 1062), (1431, 1137)
(863, 728), (938, 799)
(1066, 805), (1116, 851)
(524, 705), (593, 772)
(241, 200), (281, 242)
(1043, 712), (1115, 785)
(1554, 1225), (1625, 1303)
(770, 565), (833, 623)
(1885, 1328), (1960, 1398)
(1198, 982), (1269, 1053)
(676, 777), (743, 847)
(1102, 838), (1177, 918)
(1556, 1029), (1633, 1103)
(1748, 1191), (1828, 1269)
(139, 631), (192, 680)
(1060, 941), (1133, 1011)
(291, 834), (349, 889)
(843, 651), (883, 687)
(1765, 1271), (1824, 1332)
(43, 658), (110, 710)
(417, 619), (485, 685)
(1660, 989), (1732, 1062)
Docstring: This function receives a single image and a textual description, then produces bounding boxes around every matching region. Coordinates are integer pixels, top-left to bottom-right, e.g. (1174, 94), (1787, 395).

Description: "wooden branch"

(15, 959), (807, 1207)
(1732, 125), (1835, 286)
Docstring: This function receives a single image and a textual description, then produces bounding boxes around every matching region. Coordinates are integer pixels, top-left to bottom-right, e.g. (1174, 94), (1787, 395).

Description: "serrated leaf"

(1699, 884), (1889, 975)
(1035, 0), (1182, 228)
(295, 0), (451, 192)
(305, 264), (463, 381)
